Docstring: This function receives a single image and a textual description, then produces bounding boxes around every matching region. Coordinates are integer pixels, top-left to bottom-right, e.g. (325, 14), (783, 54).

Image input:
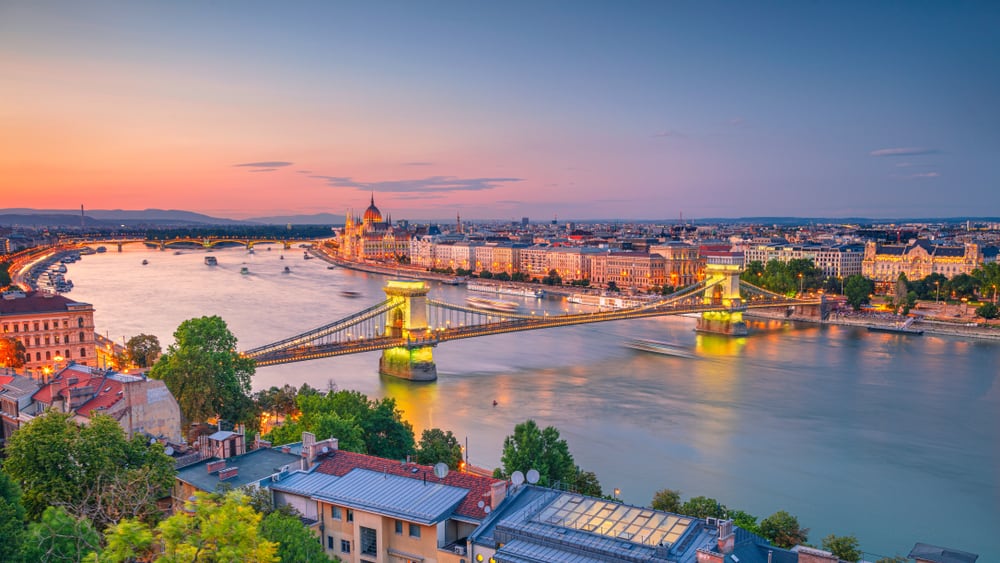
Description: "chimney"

(218, 467), (239, 480)
(716, 519), (734, 554)
(206, 460), (226, 474)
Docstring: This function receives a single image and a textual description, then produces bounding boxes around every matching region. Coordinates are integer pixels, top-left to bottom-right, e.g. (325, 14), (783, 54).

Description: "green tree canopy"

(650, 488), (682, 513)
(416, 428), (463, 470)
(0, 471), (27, 562)
(571, 468), (603, 498)
(759, 510), (808, 548)
(2, 411), (174, 525)
(150, 316), (256, 428)
(20, 506), (100, 563)
(822, 534), (862, 562)
(498, 420), (576, 488)
(975, 302), (998, 319)
(125, 333), (162, 368)
(844, 274), (875, 311)
(260, 510), (337, 563)
(679, 496), (726, 519)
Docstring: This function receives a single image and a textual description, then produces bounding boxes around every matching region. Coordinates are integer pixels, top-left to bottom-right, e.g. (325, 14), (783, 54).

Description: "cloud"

(403, 161), (433, 166)
(910, 172), (940, 178)
(234, 161), (293, 168)
(651, 129), (686, 138)
(311, 175), (522, 193)
(297, 170), (312, 174)
(249, 168), (278, 173)
(869, 148), (939, 157)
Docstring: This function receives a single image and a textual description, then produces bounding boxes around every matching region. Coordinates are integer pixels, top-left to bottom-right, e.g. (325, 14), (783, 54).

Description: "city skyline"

(2, 1), (997, 220)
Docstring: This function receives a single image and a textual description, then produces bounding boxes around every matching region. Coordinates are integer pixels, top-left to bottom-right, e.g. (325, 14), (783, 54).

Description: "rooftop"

(176, 447), (301, 492)
(313, 468), (469, 525)
(0, 292), (92, 315)
(909, 542), (979, 563)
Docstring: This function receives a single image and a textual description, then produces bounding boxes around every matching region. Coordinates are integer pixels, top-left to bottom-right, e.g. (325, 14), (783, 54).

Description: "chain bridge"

(244, 260), (824, 381)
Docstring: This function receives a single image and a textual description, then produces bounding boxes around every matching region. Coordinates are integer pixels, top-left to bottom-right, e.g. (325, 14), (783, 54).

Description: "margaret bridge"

(244, 258), (825, 381)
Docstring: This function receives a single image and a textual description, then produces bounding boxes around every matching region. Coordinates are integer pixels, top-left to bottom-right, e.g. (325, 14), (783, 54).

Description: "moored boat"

(205, 256), (218, 266)
(340, 290), (361, 298)
(467, 282), (543, 298)
(625, 339), (697, 358)
(240, 266), (250, 275)
(465, 296), (519, 312)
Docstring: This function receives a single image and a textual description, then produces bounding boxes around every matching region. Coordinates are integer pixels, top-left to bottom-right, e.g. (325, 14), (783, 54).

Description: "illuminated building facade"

(589, 252), (666, 291)
(0, 292), (96, 376)
(649, 242), (701, 287)
(862, 240), (980, 285)
(339, 195), (410, 262)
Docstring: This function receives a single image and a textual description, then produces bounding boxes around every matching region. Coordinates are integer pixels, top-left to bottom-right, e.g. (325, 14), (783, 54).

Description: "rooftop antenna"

(81, 205), (85, 228)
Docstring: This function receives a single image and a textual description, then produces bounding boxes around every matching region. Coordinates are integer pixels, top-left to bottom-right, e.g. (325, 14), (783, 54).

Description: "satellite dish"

(164, 446), (174, 456)
(511, 471), (525, 486)
(321, 446), (329, 453)
(477, 500), (485, 509)
(526, 469), (540, 484)
(150, 438), (157, 445)
(433, 462), (450, 479)
(484, 506), (491, 514)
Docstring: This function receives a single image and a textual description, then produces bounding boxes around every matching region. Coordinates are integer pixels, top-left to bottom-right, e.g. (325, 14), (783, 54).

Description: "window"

(36, 352), (41, 361)
(395, 520), (403, 534)
(409, 523), (421, 538)
(79, 332), (85, 342)
(45, 351), (51, 360)
(80, 348), (86, 357)
(54, 335), (60, 344)
(34, 322), (39, 331)
(331, 506), (342, 520)
(78, 317), (84, 328)
(347, 509), (353, 523)
(65, 350), (70, 359)
(12, 324), (17, 333)
(340, 540), (351, 553)
(2, 324), (7, 333)
(360, 526), (377, 556)
(327, 536), (333, 549)
(44, 321), (49, 330)
(34, 337), (39, 346)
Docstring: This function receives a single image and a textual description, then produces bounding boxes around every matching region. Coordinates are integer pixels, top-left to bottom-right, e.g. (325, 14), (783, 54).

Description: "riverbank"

(747, 309), (1000, 341)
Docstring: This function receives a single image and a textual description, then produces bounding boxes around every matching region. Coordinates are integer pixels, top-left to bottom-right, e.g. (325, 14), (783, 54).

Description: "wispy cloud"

(249, 168), (278, 173)
(870, 147), (939, 157)
(310, 175), (522, 193)
(297, 170), (312, 174)
(651, 129), (686, 138)
(910, 172), (940, 178)
(234, 161), (293, 168)
(403, 161), (434, 166)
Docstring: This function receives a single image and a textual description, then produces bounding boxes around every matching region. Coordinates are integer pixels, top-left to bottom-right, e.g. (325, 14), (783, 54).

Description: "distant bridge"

(244, 269), (824, 380)
(60, 236), (324, 251)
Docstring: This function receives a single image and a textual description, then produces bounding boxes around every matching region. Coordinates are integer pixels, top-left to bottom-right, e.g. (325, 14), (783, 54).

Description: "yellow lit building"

(339, 196), (410, 262)
(862, 240), (980, 286)
(0, 292), (96, 377)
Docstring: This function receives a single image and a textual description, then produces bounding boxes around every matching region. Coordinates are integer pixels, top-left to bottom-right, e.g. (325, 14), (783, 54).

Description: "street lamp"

(798, 272), (804, 295)
(935, 281), (940, 303)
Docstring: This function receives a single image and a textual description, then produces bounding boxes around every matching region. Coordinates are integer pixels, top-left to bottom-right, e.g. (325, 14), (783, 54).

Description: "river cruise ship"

(465, 296), (520, 312)
(467, 281), (544, 298)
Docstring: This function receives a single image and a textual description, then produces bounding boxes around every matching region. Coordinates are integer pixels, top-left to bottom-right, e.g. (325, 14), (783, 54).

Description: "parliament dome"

(363, 194), (382, 223)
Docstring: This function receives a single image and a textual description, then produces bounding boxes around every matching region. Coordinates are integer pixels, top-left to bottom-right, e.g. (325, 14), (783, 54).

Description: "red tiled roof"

(316, 449), (504, 520)
(0, 375), (13, 387)
(75, 378), (124, 415)
(0, 292), (87, 315)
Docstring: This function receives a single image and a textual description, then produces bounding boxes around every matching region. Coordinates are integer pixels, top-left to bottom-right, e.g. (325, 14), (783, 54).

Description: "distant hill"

(246, 213), (345, 225)
(0, 208), (249, 226)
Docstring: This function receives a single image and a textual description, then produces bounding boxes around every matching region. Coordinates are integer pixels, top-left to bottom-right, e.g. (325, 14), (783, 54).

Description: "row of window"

(13, 332), (88, 348)
(2, 317), (88, 334)
(26, 349), (86, 363)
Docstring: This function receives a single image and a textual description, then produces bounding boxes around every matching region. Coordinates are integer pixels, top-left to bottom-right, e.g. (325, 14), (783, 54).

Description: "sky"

(1, 1), (998, 221)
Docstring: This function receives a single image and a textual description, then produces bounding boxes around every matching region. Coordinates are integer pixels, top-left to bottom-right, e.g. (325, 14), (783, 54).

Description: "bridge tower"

(379, 280), (438, 381)
(697, 253), (748, 336)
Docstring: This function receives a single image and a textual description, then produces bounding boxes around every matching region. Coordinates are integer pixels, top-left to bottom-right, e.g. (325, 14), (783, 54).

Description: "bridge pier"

(379, 280), (437, 381)
(697, 253), (748, 336)
(117, 243), (123, 252)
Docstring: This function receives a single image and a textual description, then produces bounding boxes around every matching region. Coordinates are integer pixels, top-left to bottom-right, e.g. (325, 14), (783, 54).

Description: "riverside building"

(0, 291), (96, 376)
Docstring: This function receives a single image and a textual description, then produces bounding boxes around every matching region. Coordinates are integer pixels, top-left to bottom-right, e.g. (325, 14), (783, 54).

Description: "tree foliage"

(499, 420), (576, 487)
(0, 471), (27, 562)
(741, 259), (823, 295)
(975, 302), (998, 319)
(679, 496), (726, 519)
(727, 509), (760, 536)
(416, 428), (463, 470)
(264, 389), (414, 460)
(822, 534), (862, 562)
(150, 316), (256, 428)
(20, 506), (100, 563)
(125, 333), (162, 368)
(260, 510), (336, 563)
(844, 274), (875, 311)
(2, 411), (174, 525)
(759, 510), (808, 548)
(100, 492), (279, 563)
(650, 489), (682, 513)
(572, 468), (603, 498)
(0, 336), (27, 368)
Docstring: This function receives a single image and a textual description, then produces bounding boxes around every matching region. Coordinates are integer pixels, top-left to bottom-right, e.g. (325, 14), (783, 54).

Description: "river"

(65, 245), (998, 560)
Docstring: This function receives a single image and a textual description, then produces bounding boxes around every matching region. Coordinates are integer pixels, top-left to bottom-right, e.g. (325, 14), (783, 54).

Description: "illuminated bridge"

(245, 263), (824, 380)
(59, 236), (323, 251)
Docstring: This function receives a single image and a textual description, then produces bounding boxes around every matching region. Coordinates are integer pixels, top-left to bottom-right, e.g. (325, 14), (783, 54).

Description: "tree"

(499, 420), (576, 487)
(102, 492), (279, 562)
(759, 510), (808, 548)
(150, 316), (256, 428)
(542, 269), (562, 286)
(19, 506), (100, 563)
(2, 411), (174, 525)
(822, 534), (862, 562)
(727, 509), (760, 536)
(0, 471), (26, 562)
(975, 302), (998, 319)
(0, 336), (27, 368)
(416, 428), (463, 469)
(679, 496), (726, 519)
(607, 281), (620, 293)
(844, 275), (874, 311)
(125, 333), (161, 368)
(260, 510), (337, 563)
(874, 556), (909, 563)
(571, 468), (603, 497)
(650, 489), (682, 513)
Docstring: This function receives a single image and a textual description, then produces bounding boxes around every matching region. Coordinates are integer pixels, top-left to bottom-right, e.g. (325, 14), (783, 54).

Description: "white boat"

(625, 339), (697, 358)
(57, 264), (68, 273)
(568, 293), (644, 309)
(467, 282), (544, 298)
(240, 266), (250, 275)
(205, 256), (218, 266)
(466, 296), (519, 312)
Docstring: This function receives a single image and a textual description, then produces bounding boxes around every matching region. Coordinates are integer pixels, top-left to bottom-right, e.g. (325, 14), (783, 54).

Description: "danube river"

(67, 246), (997, 560)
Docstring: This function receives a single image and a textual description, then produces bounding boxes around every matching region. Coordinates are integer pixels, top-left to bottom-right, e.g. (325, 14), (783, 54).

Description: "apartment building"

(0, 292), (96, 375)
